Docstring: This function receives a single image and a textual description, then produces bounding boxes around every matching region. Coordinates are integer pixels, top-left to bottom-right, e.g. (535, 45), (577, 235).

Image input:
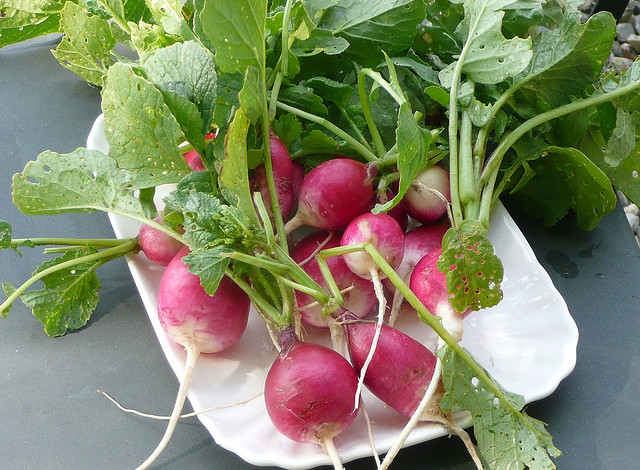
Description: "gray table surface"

(2, 37), (640, 470)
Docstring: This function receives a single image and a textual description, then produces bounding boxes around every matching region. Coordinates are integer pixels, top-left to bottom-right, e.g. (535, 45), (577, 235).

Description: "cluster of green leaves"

(3, 1), (640, 469)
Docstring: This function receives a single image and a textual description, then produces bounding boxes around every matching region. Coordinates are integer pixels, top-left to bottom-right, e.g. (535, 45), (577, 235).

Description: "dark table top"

(1, 37), (640, 470)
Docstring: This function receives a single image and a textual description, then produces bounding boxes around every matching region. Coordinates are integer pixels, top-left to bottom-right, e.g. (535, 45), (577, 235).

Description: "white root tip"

(134, 344), (200, 470)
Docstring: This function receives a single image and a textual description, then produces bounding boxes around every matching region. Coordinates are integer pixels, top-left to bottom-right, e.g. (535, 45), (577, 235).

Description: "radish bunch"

(130, 129), (475, 469)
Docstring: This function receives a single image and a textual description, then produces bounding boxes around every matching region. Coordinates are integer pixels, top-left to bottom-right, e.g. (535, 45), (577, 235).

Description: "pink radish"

(289, 160), (305, 217)
(264, 328), (359, 469)
(409, 247), (470, 342)
(343, 319), (482, 470)
(385, 221), (449, 324)
(138, 213), (185, 267)
(380, 188), (409, 232)
(135, 246), (251, 469)
(182, 132), (216, 171)
(284, 158), (375, 233)
(344, 320), (438, 418)
(404, 164), (450, 223)
(291, 231), (376, 328)
(340, 212), (405, 407)
(250, 131), (294, 219)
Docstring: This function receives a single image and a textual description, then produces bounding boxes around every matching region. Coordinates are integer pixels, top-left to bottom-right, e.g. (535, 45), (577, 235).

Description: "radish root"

(97, 390), (262, 420)
(320, 437), (345, 470)
(134, 343), (200, 470)
(353, 268), (386, 410)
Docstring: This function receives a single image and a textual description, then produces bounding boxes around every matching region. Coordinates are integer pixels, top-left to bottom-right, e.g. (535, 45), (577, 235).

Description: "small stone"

(608, 56), (634, 72)
(628, 34), (640, 50)
(612, 40), (624, 57)
(621, 42), (639, 61)
(617, 22), (636, 43)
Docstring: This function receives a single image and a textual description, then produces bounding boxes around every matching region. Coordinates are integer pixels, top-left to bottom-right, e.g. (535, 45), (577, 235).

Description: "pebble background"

(580, 1), (640, 246)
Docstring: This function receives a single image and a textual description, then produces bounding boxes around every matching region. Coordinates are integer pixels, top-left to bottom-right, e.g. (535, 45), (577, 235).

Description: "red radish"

(138, 213), (185, 266)
(344, 320), (438, 418)
(291, 231), (376, 328)
(264, 328), (358, 468)
(340, 212), (405, 407)
(385, 221), (449, 324)
(135, 246), (250, 469)
(340, 212), (404, 280)
(409, 247), (470, 342)
(182, 132), (216, 171)
(250, 131), (294, 219)
(344, 318), (482, 470)
(183, 149), (206, 171)
(288, 160), (305, 218)
(404, 164), (451, 223)
(284, 158), (375, 233)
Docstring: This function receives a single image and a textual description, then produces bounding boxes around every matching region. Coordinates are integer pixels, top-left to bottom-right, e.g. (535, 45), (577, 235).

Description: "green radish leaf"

(511, 146), (617, 230)
(101, 63), (191, 188)
(305, 0), (426, 64)
(438, 221), (504, 312)
(278, 84), (328, 117)
(272, 114), (303, 148)
(439, 0), (533, 87)
(219, 108), (260, 225)
(438, 344), (560, 470)
(183, 247), (232, 296)
(374, 101), (435, 214)
(0, 0), (64, 48)
(510, 12), (616, 117)
(19, 249), (102, 337)
(141, 40), (217, 150)
(238, 66), (263, 124)
(146, 0), (196, 41)
(12, 149), (145, 217)
(51, 2), (116, 86)
(305, 77), (354, 108)
(1, 283), (18, 317)
(0, 221), (11, 249)
(604, 108), (640, 167)
(200, 0), (267, 76)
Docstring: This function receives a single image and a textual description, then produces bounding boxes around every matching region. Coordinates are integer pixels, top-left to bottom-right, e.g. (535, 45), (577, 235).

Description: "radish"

(289, 160), (305, 217)
(183, 132), (216, 171)
(135, 246), (251, 469)
(404, 164), (451, 224)
(284, 158), (375, 233)
(291, 231), (376, 328)
(409, 247), (470, 342)
(138, 213), (185, 267)
(264, 327), (359, 469)
(250, 131), (294, 219)
(380, 187), (409, 232)
(340, 212), (404, 408)
(343, 318), (482, 470)
(385, 221), (449, 325)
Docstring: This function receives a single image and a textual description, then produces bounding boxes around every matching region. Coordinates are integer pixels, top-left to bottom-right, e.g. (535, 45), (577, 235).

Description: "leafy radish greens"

(3, 0), (640, 469)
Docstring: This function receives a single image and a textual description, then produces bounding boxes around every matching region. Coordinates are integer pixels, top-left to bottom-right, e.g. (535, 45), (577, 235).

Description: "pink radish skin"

(138, 214), (185, 267)
(251, 132), (294, 219)
(341, 212), (404, 281)
(404, 165), (451, 223)
(135, 246), (251, 470)
(409, 248), (470, 342)
(344, 320), (437, 418)
(285, 158), (375, 233)
(264, 329), (359, 454)
(291, 231), (376, 328)
(182, 132), (216, 171)
(157, 246), (250, 353)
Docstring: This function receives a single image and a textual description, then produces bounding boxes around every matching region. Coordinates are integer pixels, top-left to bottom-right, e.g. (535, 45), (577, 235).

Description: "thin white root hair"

(297, 231), (335, 266)
(442, 419), (484, 470)
(379, 357), (443, 470)
(97, 389), (263, 420)
(387, 283), (405, 327)
(353, 268), (386, 410)
(321, 437), (345, 470)
(134, 343), (200, 470)
(359, 397), (381, 469)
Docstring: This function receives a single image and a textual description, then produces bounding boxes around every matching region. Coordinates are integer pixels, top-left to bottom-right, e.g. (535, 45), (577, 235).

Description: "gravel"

(579, 1), (640, 246)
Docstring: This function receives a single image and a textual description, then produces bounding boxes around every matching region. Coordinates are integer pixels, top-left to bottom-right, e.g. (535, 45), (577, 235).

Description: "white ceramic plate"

(87, 114), (579, 469)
